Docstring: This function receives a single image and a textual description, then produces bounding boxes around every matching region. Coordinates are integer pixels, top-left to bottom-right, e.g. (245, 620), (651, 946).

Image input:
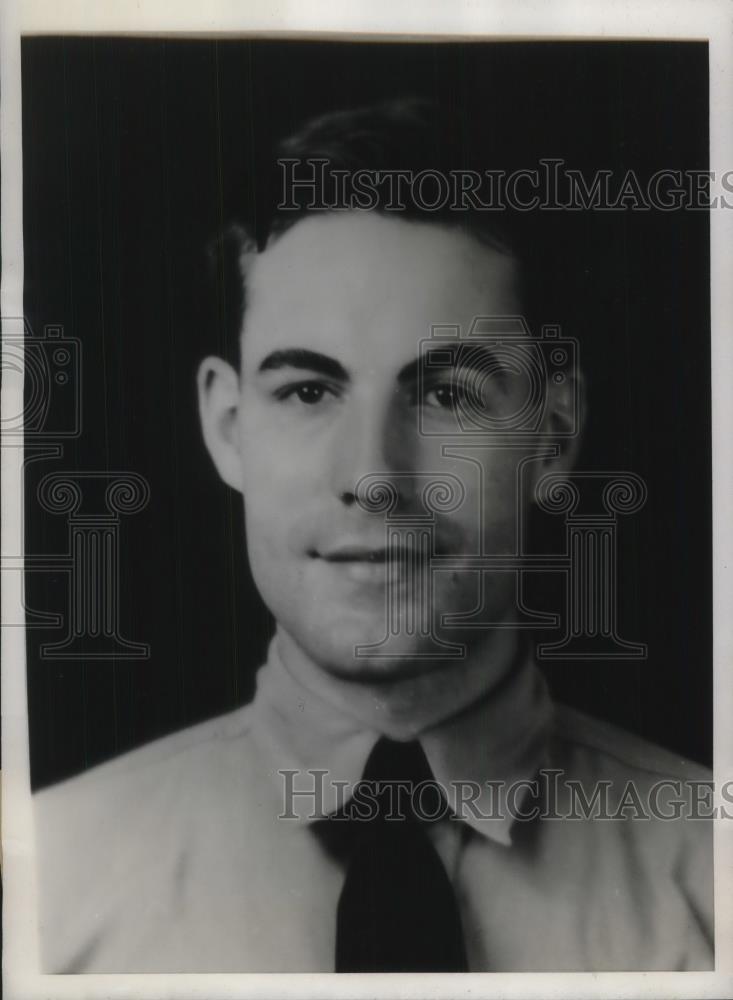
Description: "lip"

(311, 542), (420, 586)
(318, 548), (414, 586)
(315, 544), (413, 563)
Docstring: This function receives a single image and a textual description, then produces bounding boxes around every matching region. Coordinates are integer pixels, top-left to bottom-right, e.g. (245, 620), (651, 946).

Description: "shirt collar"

(248, 634), (552, 847)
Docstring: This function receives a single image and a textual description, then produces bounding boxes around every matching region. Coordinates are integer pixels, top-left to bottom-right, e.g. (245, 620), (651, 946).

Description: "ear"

(530, 367), (586, 482)
(197, 356), (244, 493)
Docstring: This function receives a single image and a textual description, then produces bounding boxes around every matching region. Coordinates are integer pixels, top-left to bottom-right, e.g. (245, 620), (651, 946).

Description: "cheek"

(238, 439), (294, 561)
(239, 447), (318, 567)
(481, 461), (521, 516)
(446, 468), (524, 563)
(243, 511), (310, 615)
(428, 450), (521, 525)
(239, 402), (332, 483)
(239, 419), (304, 505)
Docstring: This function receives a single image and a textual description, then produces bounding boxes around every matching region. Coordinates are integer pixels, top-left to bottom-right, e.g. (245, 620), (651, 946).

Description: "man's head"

(198, 99), (581, 685)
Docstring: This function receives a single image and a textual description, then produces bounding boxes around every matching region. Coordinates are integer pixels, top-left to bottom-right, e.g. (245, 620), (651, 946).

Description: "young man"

(34, 100), (713, 973)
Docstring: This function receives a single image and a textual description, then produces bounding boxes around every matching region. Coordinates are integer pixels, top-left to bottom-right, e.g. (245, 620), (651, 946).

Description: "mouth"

(316, 545), (409, 563)
(310, 543), (417, 584)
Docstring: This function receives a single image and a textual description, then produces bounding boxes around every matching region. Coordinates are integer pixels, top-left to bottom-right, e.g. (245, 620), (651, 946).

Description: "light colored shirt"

(34, 637), (713, 973)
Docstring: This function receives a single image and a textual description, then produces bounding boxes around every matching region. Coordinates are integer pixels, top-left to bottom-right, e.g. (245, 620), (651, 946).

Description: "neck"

(273, 624), (521, 741)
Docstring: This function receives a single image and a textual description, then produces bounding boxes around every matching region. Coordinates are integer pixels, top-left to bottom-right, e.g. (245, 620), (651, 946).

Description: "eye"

(292, 383), (326, 405)
(274, 380), (338, 405)
(422, 382), (459, 410)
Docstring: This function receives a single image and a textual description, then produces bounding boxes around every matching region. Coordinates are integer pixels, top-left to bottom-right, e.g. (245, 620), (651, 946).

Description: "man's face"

(203, 212), (552, 681)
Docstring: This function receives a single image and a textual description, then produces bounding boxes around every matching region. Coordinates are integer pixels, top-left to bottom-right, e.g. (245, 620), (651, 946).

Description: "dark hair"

(264, 97), (517, 253)
(210, 98), (536, 366)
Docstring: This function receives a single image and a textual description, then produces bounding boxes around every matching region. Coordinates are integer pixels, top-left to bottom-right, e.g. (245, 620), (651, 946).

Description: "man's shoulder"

(33, 701), (266, 972)
(33, 700), (264, 892)
(529, 702), (714, 971)
(545, 701), (714, 885)
(35, 701), (256, 817)
(550, 701), (712, 785)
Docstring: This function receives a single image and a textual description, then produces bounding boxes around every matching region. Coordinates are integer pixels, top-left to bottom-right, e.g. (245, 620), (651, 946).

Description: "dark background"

(22, 38), (712, 789)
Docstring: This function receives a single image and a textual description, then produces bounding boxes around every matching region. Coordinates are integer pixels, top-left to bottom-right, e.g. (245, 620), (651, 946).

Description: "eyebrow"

(257, 342), (505, 385)
(396, 342), (503, 386)
(257, 348), (349, 381)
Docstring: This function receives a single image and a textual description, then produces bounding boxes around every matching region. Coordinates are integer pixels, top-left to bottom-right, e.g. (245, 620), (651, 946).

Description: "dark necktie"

(329, 736), (469, 972)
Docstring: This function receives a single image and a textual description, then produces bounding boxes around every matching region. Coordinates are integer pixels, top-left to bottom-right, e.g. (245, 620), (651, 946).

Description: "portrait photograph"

(2, 2), (732, 999)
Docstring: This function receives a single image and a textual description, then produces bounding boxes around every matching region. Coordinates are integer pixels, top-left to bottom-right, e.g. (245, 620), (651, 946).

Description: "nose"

(330, 391), (412, 510)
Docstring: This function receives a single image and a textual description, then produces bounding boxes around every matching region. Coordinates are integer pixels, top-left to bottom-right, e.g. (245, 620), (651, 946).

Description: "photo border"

(2, 1), (732, 997)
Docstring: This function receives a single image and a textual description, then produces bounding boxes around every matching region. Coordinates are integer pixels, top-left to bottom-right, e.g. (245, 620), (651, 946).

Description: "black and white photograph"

(2, 2), (732, 997)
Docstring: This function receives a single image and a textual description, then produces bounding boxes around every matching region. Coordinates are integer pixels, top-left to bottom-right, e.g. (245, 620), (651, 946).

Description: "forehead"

(242, 212), (521, 368)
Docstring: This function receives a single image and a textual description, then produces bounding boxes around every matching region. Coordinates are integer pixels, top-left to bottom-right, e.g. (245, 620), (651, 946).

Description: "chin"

(303, 616), (458, 683)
